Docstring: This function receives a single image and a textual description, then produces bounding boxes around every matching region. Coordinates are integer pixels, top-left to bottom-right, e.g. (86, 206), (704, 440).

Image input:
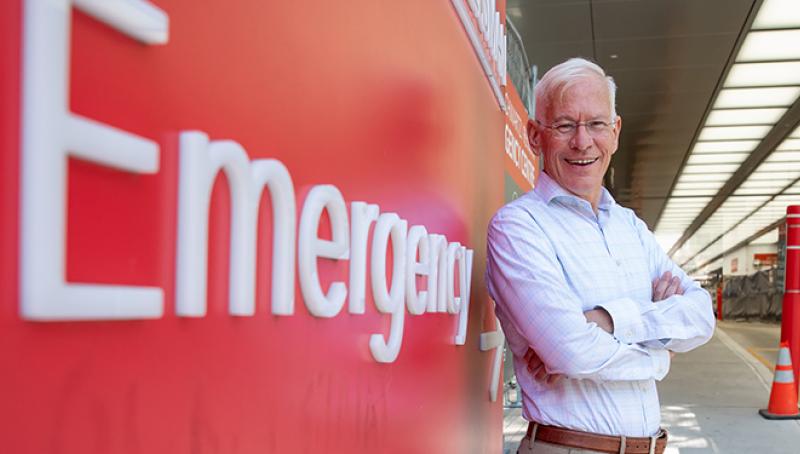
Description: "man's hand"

(652, 271), (684, 302)
(524, 348), (564, 385)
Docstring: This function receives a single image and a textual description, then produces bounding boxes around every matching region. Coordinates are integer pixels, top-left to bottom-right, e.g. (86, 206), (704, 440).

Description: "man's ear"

(610, 115), (622, 156)
(527, 119), (541, 157)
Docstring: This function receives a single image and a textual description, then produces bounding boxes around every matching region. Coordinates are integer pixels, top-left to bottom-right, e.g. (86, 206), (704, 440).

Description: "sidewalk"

(503, 326), (800, 453)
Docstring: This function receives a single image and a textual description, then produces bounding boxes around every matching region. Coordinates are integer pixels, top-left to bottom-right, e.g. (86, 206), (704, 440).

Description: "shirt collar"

(533, 171), (616, 212)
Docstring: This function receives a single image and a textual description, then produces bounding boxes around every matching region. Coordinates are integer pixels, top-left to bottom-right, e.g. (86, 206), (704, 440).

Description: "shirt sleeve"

(486, 207), (671, 382)
(599, 212), (716, 352)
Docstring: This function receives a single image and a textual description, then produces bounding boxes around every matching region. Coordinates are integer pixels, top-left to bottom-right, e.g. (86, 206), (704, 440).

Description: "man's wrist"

(584, 308), (614, 333)
(596, 298), (643, 344)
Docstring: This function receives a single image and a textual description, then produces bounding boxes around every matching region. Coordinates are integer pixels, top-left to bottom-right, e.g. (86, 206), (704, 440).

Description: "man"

(486, 58), (715, 454)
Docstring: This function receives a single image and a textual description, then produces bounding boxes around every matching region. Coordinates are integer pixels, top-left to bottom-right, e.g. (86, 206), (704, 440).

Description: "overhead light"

(692, 140), (759, 153)
(659, 214), (697, 220)
(738, 179), (794, 190)
(678, 173), (732, 182)
(757, 162), (800, 171)
(682, 164), (741, 174)
(656, 223), (692, 229)
(778, 139), (800, 150)
(716, 207), (757, 215)
(751, 214), (781, 222)
(714, 87), (800, 108)
(766, 151), (800, 162)
(659, 223), (696, 229)
(725, 62), (800, 87)
(740, 178), (795, 187)
(663, 201), (706, 207)
(723, 212), (753, 221)
(706, 108), (787, 126)
(715, 202), (766, 212)
(723, 195), (770, 204)
(664, 196), (712, 203)
(776, 194), (800, 202)
(663, 206), (709, 213)
(752, 0), (800, 29)
(734, 187), (784, 195)
(749, 213), (782, 220)
(709, 209), (750, 223)
(675, 176), (725, 189)
(662, 209), (706, 215)
(687, 153), (749, 164)
(659, 219), (697, 225)
(748, 170), (800, 180)
(738, 30), (800, 61)
(672, 189), (720, 197)
(713, 214), (748, 226)
(657, 230), (691, 237)
(663, 205), (711, 211)
(663, 201), (707, 208)
(699, 125), (770, 140)
(674, 180), (726, 190)
(755, 207), (786, 215)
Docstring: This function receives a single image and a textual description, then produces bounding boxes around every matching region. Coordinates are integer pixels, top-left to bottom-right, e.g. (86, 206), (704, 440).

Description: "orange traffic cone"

(759, 342), (800, 419)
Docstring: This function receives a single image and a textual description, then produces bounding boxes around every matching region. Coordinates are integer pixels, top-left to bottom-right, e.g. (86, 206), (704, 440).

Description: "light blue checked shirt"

(486, 172), (715, 437)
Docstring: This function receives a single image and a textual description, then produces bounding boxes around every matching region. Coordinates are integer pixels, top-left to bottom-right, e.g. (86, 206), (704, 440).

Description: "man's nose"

(570, 124), (593, 151)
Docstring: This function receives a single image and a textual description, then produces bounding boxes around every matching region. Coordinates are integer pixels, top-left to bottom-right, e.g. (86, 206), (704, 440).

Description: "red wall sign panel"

(504, 81), (537, 195)
(0, 0), (507, 452)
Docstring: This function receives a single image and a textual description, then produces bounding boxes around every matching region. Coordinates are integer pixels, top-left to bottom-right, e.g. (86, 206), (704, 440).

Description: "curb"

(714, 326), (773, 392)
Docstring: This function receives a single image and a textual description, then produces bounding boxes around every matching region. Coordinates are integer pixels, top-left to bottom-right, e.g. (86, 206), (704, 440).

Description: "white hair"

(534, 57), (617, 120)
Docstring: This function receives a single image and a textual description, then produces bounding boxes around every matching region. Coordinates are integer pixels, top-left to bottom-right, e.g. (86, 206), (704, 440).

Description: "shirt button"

(626, 330), (633, 339)
(615, 260), (622, 266)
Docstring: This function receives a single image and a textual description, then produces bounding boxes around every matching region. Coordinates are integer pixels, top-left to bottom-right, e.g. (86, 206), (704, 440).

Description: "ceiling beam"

(667, 104), (800, 256)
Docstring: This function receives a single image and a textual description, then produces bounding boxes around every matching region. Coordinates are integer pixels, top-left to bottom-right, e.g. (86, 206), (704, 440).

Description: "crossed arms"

(486, 208), (715, 383)
(528, 271), (686, 384)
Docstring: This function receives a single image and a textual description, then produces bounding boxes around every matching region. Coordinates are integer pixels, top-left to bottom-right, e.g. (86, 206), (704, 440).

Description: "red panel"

(504, 82), (538, 191)
(0, 1), (505, 452)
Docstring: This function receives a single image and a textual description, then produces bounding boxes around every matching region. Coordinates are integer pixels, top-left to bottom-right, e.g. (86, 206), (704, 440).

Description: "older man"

(486, 58), (715, 454)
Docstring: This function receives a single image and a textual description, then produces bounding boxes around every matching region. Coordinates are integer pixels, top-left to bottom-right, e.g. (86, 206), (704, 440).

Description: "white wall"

(723, 243), (778, 276)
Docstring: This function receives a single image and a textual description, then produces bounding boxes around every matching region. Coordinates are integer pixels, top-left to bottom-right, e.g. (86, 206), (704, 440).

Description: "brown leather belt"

(525, 423), (667, 454)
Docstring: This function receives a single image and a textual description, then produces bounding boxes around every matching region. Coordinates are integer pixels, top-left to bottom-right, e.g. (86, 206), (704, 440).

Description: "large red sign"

(0, 0), (507, 452)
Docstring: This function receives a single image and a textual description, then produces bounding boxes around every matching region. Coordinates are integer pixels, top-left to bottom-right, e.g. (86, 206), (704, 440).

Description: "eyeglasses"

(536, 118), (616, 137)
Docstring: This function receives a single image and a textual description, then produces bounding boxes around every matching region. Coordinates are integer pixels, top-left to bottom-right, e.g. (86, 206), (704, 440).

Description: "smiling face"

(528, 75), (621, 210)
